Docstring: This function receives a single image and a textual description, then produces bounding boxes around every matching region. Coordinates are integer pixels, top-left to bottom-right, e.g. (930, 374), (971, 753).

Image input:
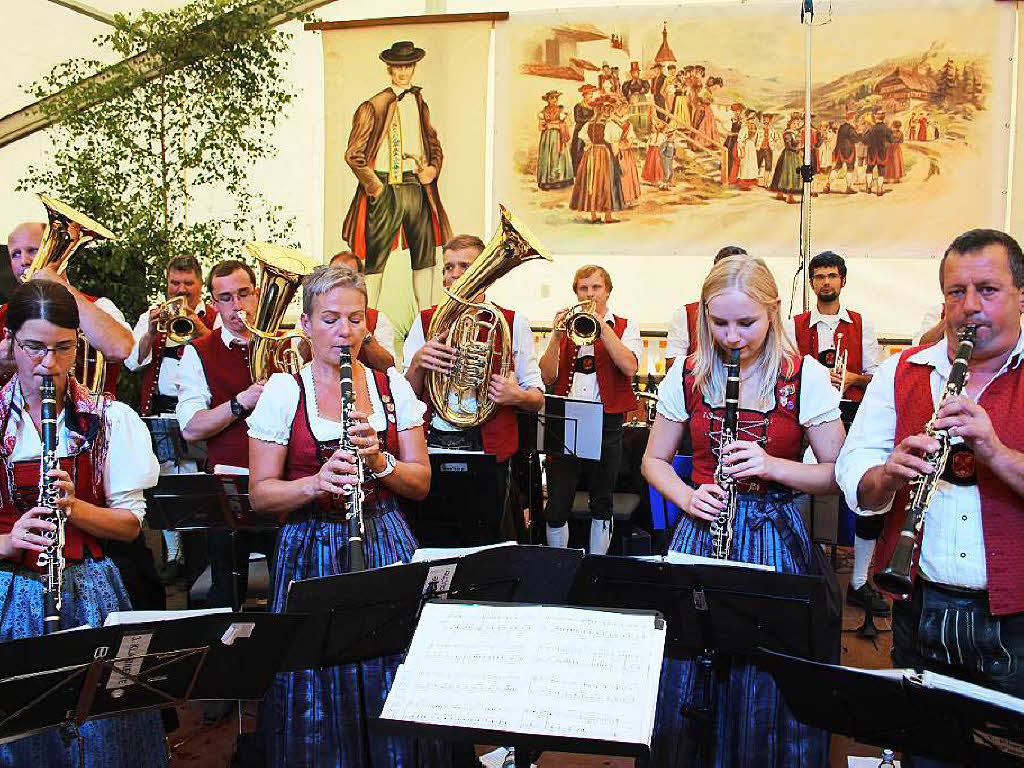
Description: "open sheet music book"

(410, 541), (518, 563)
(634, 551), (776, 571)
(380, 602), (666, 748)
(850, 666), (1024, 716)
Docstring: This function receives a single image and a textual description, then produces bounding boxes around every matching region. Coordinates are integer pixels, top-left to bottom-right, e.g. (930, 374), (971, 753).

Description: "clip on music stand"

(282, 545), (587, 671)
(567, 554), (840, 766)
(763, 649), (1024, 768)
(0, 612), (305, 766)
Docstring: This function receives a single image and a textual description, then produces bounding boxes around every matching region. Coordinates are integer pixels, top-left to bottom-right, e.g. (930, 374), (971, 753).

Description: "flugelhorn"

(155, 296), (201, 345)
(559, 300), (601, 346)
(834, 332), (848, 395)
(425, 205), (550, 428)
(241, 242), (318, 382)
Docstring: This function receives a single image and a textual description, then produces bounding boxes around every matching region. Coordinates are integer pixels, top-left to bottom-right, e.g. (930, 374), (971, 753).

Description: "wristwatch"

(371, 451), (397, 479)
(229, 396), (246, 418)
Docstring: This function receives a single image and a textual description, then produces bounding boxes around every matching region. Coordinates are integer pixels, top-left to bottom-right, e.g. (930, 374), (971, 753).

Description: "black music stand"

(408, 452), (503, 547)
(537, 394), (604, 460)
(567, 554), (840, 766)
(764, 650), (1024, 767)
(0, 612), (304, 763)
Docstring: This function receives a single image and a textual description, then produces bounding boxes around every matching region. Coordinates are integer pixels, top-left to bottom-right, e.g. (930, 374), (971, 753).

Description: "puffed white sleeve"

(655, 357), (689, 422)
(798, 356), (842, 427)
(664, 305), (689, 361)
(93, 296), (132, 331)
(103, 401), (160, 525)
(386, 368), (427, 431)
(246, 372), (301, 445)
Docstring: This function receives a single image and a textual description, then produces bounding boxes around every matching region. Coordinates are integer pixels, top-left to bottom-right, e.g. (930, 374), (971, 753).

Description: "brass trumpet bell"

(242, 242), (319, 381)
(561, 300), (600, 346)
(155, 296), (201, 345)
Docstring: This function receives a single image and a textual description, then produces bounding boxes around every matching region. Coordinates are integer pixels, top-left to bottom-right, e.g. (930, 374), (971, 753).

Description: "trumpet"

(155, 296), (201, 344)
(834, 332), (848, 395)
(558, 301), (601, 346)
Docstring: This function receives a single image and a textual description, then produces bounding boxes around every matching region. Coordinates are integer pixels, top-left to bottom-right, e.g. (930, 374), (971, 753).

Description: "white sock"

(546, 523), (569, 548)
(851, 535), (876, 589)
(589, 518), (612, 556)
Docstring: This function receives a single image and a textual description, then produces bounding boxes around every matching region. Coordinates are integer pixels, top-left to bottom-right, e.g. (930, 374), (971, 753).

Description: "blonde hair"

(691, 256), (797, 406)
(572, 264), (612, 293)
(301, 265), (367, 316)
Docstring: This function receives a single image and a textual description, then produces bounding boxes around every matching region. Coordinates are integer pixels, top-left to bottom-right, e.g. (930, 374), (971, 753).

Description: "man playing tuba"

(404, 234), (545, 543)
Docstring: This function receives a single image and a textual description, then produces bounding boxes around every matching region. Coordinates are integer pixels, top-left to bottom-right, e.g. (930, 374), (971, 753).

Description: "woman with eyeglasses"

(0, 281), (167, 767)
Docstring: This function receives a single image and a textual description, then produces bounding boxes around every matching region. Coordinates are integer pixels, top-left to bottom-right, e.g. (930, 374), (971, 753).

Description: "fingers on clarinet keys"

(690, 484), (727, 521)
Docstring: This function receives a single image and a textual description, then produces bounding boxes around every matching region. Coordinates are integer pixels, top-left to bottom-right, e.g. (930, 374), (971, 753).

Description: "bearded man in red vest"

(838, 229), (1024, 725)
(664, 245), (747, 371)
(539, 265), (640, 555)
(329, 250), (395, 371)
(5, 222), (133, 395)
(404, 234), (544, 544)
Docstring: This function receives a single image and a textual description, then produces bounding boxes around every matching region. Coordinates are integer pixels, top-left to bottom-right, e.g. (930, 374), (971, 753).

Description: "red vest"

(793, 310), (866, 402)
(140, 303), (217, 416)
(873, 348), (1024, 616)
(192, 331), (253, 469)
(685, 301), (700, 358)
(683, 356), (804, 486)
(283, 369), (398, 514)
(0, 451), (105, 570)
(418, 305), (520, 462)
(554, 315), (639, 415)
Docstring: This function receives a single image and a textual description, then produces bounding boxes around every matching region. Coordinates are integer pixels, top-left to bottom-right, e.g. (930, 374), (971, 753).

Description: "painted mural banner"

(494, 0), (1015, 260)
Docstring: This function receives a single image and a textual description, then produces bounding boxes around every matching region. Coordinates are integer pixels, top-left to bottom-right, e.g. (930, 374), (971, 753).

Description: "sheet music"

(916, 670), (1024, 715)
(103, 608), (230, 626)
(411, 541), (517, 563)
(634, 551), (775, 571)
(381, 602), (665, 746)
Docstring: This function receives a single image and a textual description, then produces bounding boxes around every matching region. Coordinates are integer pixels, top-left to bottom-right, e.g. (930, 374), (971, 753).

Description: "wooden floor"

(165, 547), (895, 767)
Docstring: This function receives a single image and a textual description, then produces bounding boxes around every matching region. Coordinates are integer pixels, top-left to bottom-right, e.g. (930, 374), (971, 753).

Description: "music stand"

(764, 650), (1024, 767)
(408, 452), (503, 547)
(537, 395), (603, 460)
(0, 612), (304, 764)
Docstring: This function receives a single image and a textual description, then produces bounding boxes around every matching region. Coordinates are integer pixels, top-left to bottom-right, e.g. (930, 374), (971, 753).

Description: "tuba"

(425, 205), (550, 428)
(27, 194), (116, 403)
(558, 300), (601, 346)
(241, 242), (318, 382)
(155, 296), (201, 345)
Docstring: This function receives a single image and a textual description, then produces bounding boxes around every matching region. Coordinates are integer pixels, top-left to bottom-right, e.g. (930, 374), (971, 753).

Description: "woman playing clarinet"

(248, 265), (445, 767)
(641, 256), (845, 767)
(0, 281), (167, 767)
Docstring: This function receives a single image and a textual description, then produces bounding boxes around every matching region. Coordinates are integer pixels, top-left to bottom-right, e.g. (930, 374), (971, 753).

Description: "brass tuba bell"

(242, 242), (318, 382)
(26, 194), (117, 403)
(425, 205), (550, 428)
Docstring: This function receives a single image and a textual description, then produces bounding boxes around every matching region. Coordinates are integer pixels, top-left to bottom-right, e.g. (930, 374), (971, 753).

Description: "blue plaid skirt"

(264, 497), (449, 767)
(652, 492), (829, 767)
(0, 558), (168, 768)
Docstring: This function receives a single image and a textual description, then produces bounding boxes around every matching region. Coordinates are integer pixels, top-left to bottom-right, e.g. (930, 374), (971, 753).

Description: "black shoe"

(203, 699), (235, 726)
(847, 582), (891, 616)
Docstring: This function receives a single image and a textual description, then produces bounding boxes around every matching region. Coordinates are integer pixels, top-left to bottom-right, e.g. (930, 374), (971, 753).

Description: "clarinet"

(339, 346), (367, 572)
(36, 376), (65, 634)
(710, 348), (742, 560)
(874, 324), (978, 595)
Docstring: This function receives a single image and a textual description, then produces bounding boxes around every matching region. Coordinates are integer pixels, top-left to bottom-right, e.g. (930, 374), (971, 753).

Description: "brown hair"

(166, 255), (202, 280)
(5, 281), (80, 334)
(572, 264), (612, 293)
(207, 259), (257, 295)
(329, 250), (363, 273)
(442, 234), (485, 254)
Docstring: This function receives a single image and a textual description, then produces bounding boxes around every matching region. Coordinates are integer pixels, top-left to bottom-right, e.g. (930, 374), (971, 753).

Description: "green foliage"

(17, 0), (307, 404)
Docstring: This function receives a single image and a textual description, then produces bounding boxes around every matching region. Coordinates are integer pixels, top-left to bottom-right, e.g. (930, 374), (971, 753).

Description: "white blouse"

(656, 354), (841, 428)
(247, 364), (426, 445)
(8, 398), (159, 524)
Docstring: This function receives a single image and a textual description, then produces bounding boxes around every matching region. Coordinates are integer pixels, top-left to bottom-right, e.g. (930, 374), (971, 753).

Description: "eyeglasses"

(14, 336), (78, 359)
(213, 288), (255, 304)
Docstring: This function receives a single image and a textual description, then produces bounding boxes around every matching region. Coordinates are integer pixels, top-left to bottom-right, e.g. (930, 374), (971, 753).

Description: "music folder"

(538, 395), (603, 460)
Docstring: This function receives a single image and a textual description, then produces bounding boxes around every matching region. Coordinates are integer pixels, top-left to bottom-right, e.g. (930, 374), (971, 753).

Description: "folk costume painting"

(322, 23), (491, 349)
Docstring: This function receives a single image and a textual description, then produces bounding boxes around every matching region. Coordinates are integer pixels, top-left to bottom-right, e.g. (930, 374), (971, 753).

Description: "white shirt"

(782, 303), (882, 377)
(656, 354), (841, 428)
(664, 303), (695, 362)
(567, 311), (642, 403)
(371, 311), (397, 367)
(7, 390), (159, 524)
(175, 325), (248, 432)
(403, 307), (543, 432)
(835, 333), (1024, 590)
(123, 305), (217, 400)
(373, 84), (426, 175)
(248, 364), (425, 445)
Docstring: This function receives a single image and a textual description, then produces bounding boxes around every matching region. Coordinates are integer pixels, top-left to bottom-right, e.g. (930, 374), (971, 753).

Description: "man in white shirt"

(837, 229), (1024, 723)
(539, 265), (641, 555)
(405, 234), (544, 545)
(342, 40), (451, 310)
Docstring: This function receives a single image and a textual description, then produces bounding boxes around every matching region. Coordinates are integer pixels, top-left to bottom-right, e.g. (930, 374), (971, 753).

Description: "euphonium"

(425, 205), (550, 428)
(559, 300), (600, 346)
(241, 242), (318, 381)
(833, 332), (848, 396)
(155, 296), (200, 345)
(27, 194), (116, 403)
(874, 324), (978, 596)
(36, 376), (65, 634)
(710, 348), (742, 560)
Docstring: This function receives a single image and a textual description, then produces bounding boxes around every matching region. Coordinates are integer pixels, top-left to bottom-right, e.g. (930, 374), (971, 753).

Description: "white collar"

(595, 304), (620, 326)
(809, 303), (851, 326)
(387, 84), (419, 97)
(909, 329), (1024, 376)
(219, 324), (248, 348)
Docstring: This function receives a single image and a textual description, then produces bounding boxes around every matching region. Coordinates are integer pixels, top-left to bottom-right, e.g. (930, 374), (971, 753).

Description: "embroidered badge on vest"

(779, 383), (796, 410)
(942, 443), (978, 486)
(817, 349), (836, 368)
(574, 355), (596, 375)
(381, 393), (396, 423)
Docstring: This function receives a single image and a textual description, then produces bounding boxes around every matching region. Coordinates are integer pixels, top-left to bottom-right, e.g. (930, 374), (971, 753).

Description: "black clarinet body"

(36, 376), (65, 634)
(339, 347), (367, 572)
(710, 348), (742, 560)
(874, 324), (977, 595)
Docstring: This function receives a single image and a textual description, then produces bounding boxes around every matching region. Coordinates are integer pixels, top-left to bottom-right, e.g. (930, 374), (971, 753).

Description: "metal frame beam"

(45, 0), (116, 26)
